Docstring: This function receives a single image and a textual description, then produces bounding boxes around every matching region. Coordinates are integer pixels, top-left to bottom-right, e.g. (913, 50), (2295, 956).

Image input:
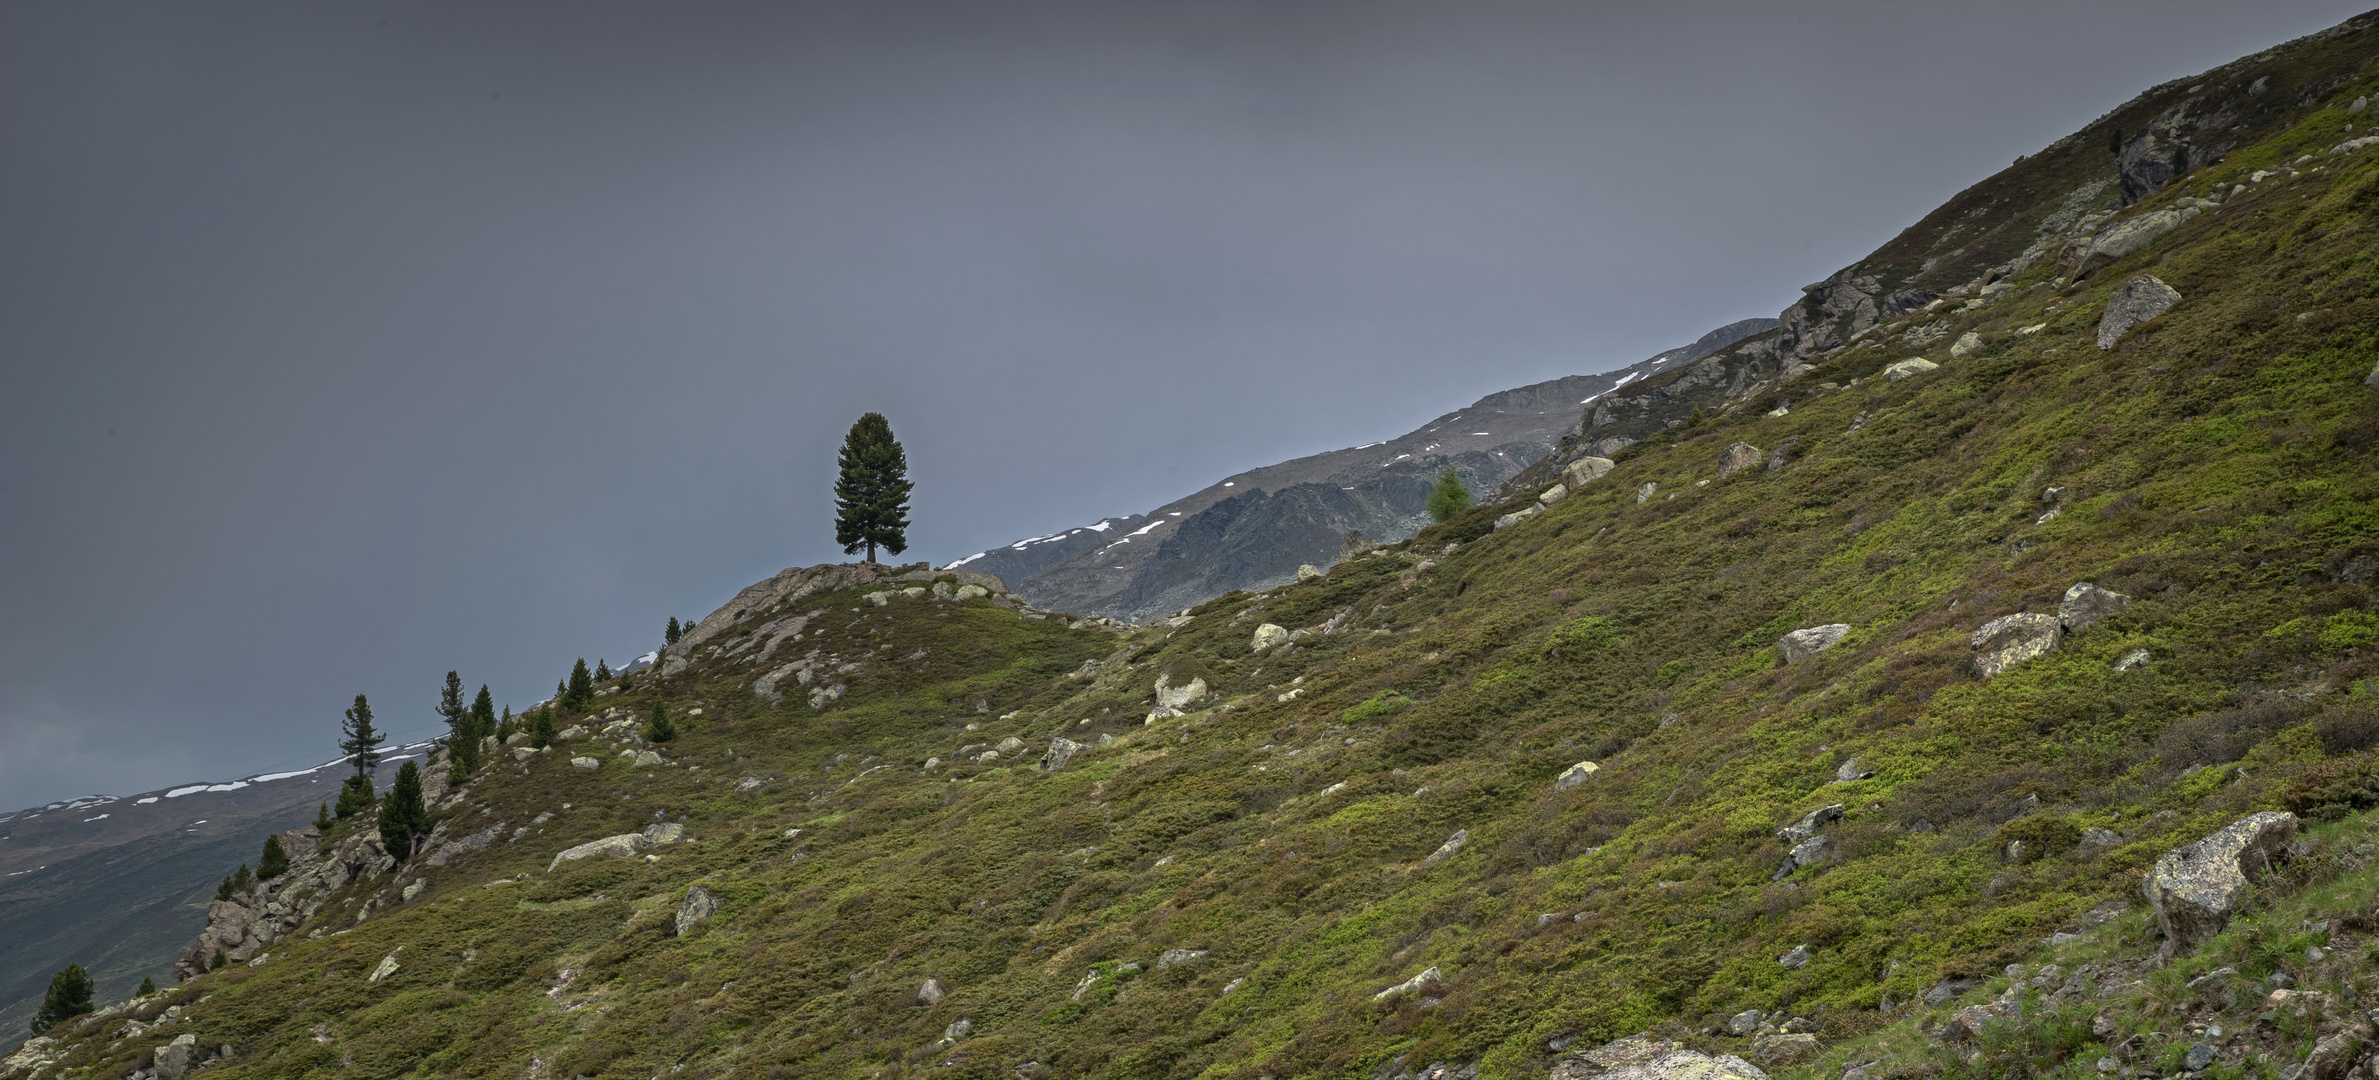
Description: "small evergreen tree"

(137, 976), (156, 997)
(210, 949), (226, 971)
(496, 704), (516, 741)
(215, 873), (234, 902)
(595, 658), (612, 680)
(228, 863), (253, 896)
(646, 699), (677, 743)
(440, 671), (481, 782)
(471, 685), (496, 741)
(665, 616), (682, 645)
(339, 694), (384, 782)
(30, 964), (94, 1035)
(379, 760), (431, 860)
(2109, 127), (2123, 155)
(2170, 143), (2189, 179)
(334, 775), (375, 819)
(314, 801), (332, 829)
(564, 660), (594, 712)
(258, 835), (289, 879)
(1425, 468), (1472, 523)
(529, 706), (556, 748)
(833, 412), (914, 563)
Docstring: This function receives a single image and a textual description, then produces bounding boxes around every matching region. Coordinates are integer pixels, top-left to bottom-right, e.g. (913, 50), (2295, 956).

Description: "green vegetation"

(379, 761), (430, 861)
(336, 692), (382, 818)
(834, 411), (914, 563)
(256, 835), (288, 880)
(645, 699), (677, 743)
(29, 965), (91, 1036)
(565, 658), (596, 712)
(1428, 468), (1474, 522)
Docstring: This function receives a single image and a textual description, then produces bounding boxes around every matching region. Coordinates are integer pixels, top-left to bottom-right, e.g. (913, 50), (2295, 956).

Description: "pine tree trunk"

(865, 541), (876, 564)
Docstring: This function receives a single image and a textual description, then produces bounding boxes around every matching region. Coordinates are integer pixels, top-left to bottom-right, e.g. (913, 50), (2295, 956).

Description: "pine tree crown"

(833, 412), (914, 561)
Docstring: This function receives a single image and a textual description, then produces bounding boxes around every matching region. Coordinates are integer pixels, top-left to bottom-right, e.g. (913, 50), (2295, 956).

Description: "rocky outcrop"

(1971, 613), (2062, 678)
(1777, 624), (1851, 663)
(172, 826), (389, 982)
(2145, 812), (2297, 954)
(2071, 209), (2189, 277)
(1717, 442), (1763, 479)
(1555, 761), (1600, 791)
(675, 884), (717, 936)
(671, 563), (1016, 659)
(2058, 583), (2131, 633)
(1883, 358), (1939, 382)
(1251, 624), (1289, 652)
(1777, 804), (1843, 844)
(2097, 275), (2182, 350)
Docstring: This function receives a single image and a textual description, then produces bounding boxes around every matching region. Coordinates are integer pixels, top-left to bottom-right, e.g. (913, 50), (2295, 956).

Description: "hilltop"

(12, 10), (2379, 1080)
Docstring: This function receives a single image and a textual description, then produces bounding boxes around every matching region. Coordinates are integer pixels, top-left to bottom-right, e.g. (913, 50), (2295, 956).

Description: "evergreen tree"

(439, 671), (481, 782)
(665, 616), (682, 645)
(471, 685), (496, 740)
(210, 949), (226, 972)
(335, 775), (374, 818)
(340, 694), (383, 782)
(833, 412), (913, 563)
(1425, 468), (1473, 523)
(565, 659), (595, 712)
(379, 760), (431, 860)
(30, 964), (94, 1035)
(529, 706), (557, 748)
(646, 699), (677, 743)
(2109, 127), (2123, 155)
(595, 658), (612, 680)
(258, 835), (289, 880)
(137, 976), (156, 997)
(215, 873), (234, 902)
(228, 863), (253, 896)
(314, 802), (332, 830)
(496, 703), (516, 741)
(2170, 143), (2190, 179)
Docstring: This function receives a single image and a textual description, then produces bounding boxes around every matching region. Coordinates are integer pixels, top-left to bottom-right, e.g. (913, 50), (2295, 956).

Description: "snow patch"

(1580, 371), (1643, 405)
(945, 552), (988, 568)
(164, 785), (211, 799)
(1085, 520), (1115, 533)
(1128, 520), (1166, 536)
(135, 797), (158, 805)
(83, 814), (109, 823)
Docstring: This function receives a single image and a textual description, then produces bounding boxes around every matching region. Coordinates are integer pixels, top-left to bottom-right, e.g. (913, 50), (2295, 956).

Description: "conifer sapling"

(665, 616), (682, 645)
(137, 976), (156, 997)
(1425, 468), (1472, 523)
(379, 760), (431, 860)
(646, 699), (677, 743)
(30, 963), (93, 1035)
(258, 834), (289, 880)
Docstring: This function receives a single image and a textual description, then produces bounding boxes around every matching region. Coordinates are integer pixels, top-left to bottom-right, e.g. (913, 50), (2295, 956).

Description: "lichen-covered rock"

(1777, 804), (1844, 843)
(1778, 624), (1851, 663)
(1155, 948), (1208, 970)
(367, 951), (402, 983)
(1539, 483), (1569, 507)
(1717, 442), (1764, 479)
(154, 1034), (199, 1080)
(1778, 943), (1812, 969)
(1563, 1049), (1771, 1080)
(1562, 456), (1617, 490)
(675, 884), (717, 936)
(1555, 760), (1600, 791)
(1251, 623), (1289, 652)
(1549, 1033), (1685, 1079)
(1950, 332), (1985, 358)
(1884, 358), (1939, 381)
(1373, 966), (1443, 1001)
(548, 833), (651, 871)
(2145, 811), (2298, 954)
(1971, 613), (2061, 678)
(1750, 1034), (1819, 1067)
(1153, 672), (1208, 711)
(2097, 274), (2181, 349)
(1039, 737), (1085, 771)
(1421, 830), (1469, 867)
(2057, 583), (2131, 633)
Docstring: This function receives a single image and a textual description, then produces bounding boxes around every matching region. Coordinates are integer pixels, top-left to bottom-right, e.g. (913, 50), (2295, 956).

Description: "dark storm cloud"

(0, 1), (2361, 806)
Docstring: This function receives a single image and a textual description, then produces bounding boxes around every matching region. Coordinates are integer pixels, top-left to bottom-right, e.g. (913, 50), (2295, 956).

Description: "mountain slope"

(14, 12), (2379, 1080)
(952, 319), (1776, 624)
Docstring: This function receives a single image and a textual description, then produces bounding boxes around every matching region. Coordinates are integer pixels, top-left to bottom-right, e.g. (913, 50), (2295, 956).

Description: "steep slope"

(14, 14), (2379, 1080)
(951, 319), (1775, 625)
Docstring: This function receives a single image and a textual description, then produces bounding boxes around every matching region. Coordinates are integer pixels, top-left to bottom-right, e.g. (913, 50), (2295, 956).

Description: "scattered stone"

(996, 736), (1027, 754)
(1421, 830), (1469, 867)
(547, 833), (651, 871)
(2097, 275), (2182, 350)
(1039, 737), (1085, 771)
(1778, 624), (1852, 663)
(1562, 457), (1617, 490)
(2081, 826), (2123, 849)
(1778, 943), (1813, 969)
(1296, 564), (1323, 583)
(1155, 948), (1208, 970)
(1835, 757), (1874, 783)
(1777, 804), (1845, 843)
(1938, 1000), (2021, 1043)
(569, 756), (600, 770)
(1883, 358), (1939, 382)
(2114, 648), (2152, 671)
(1154, 672), (1208, 711)
(1539, 484), (1569, 507)
(632, 750), (664, 767)
(2300, 1011), (2373, 1080)
(1923, 977), (1981, 1006)
(918, 978), (949, 1006)
(1549, 1033), (1689, 1080)
(1637, 482), (1658, 504)
(367, 951), (402, 983)
(1971, 613), (2062, 678)
(1251, 623), (1289, 652)
(1495, 506), (1543, 531)
(1562, 1050), (1770, 1080)
(1717, 442), (1765, 479)
(154, 1034), (198, 1080)
(1728, 1010), (1764, 1036)
(2184, 1043), (2216, 1072)
(1950, 332), (1985, 358)
(675, 885), (717, 936)
(2146, 812), (2298, 954)
(2058, 583), (2131, 633)
(1555, 761), (1601, 791)
(1374, 966), (1443, 1001)
(1752, 1034), (1820, 1067)
(1775, 834), (1834, 880)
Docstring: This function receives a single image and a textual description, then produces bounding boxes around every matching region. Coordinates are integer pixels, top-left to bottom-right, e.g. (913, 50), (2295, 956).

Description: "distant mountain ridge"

(946, 317), (1776, 622)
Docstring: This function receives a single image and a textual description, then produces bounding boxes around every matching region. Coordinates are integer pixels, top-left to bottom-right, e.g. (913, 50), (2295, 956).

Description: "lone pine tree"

(665, 616), (682, 645)
(1425, 468), (1472, 523)
(335, 694), (382, 817)
(833, 412), (913, 564)
(564, 659), (595, 712)
(257, 834), (289, 880)
(438, 670), (480, 781)
(380, 760), (431, 861)
(31, 963), (93, 1036)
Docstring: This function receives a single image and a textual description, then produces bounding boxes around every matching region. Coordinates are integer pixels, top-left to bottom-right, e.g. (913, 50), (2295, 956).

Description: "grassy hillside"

(13, 13), (2379, 1080)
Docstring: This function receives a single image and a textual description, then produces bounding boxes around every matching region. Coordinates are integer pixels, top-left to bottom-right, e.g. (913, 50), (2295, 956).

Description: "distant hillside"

(950, 318), (1775, 624)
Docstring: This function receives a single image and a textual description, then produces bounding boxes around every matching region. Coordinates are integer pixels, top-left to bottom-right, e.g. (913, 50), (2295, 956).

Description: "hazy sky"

(1, 0), (2364, 807)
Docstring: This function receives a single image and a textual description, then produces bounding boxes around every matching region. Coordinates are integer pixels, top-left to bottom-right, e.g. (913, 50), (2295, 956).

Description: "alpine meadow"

(20, 10), (2379, 1080)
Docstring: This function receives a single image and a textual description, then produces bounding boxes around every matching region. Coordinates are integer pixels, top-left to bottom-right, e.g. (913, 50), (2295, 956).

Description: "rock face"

(1039, 737), (1085, 771)
(1717, 442), (1764, 479)
(2097, 275), (2182, 349)
(1777, 804), (1844, 844)
(2057, 583), (2131, 633)
(675, 885), (717, 936)
(173, 825), (388, 982)
(1971, 613), (2062, 678)
(1777, 624), (1851, 663)
(1883, 358), (1939, 382)
(2145, 812), (2298, 953)
(2077, 210), (2187, 276)
(154, 1034), (198, 1080)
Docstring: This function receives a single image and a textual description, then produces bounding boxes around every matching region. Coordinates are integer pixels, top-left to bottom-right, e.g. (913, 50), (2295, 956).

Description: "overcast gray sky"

(0, 0), (2363, 807)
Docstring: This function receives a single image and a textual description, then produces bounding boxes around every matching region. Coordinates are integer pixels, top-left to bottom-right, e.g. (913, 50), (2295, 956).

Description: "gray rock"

(1538, 483), (1569, 507)
(675, 884), (717, 936)
(1154, 948), (1208, 970)
(1296, 564), (1323, 583)
(1555, 760), (1600, 791)
(643, 822), (687, 845)
(1971, 613), (2061, 678)
(1494, 505), (1543, 530)
(1637, 482), (1658, 504)
(1373, 966), (1443, 1001)
(1717, 442), (1764, 479)
(1421, 830), (1469, 867)
(154, 1035), (198, 1080)
(1778, 624), (1852, 663)
(1039, 737), (1085, 771)
(1250, 623), (1289, 652)
(1923, 978), (1981, 1005)
(995, 736), (1026, 754)
(1777, 804), (1845, 843)
(1154, 673), (1208, 711)
(547, 832), (651, 871)
(1729, 1010), (1764, 1035)
(1778, 943), (1813, 969)
(2058, 583), (2131, 633)
(1883, 358), (1939, 382)
(1787, 834), (1834, 869)
(1950, 332), (1985, 358)
(2097, 275), (2182, 350)
(632, 749), (664, 767)
(2300, 1013), (2374, 1080)
(367, 951), (401, 983)
(1562, 456), (1617, 490)
(2145, 812), (2298, 954)
(918, 978), (948, 1006)
(2081, 826), (2123, 849)
(1550, 1034), (1691, 1080)
(1835, 757), (1874, 783)
(954, 583), (990, 600)
(1564, 1050), (1770, 1080)
(938, 1017), (972, 1045)
(1751, 1034), (1820, 1067)
(2368, 358), (2379, 387)
(569, 756), (600, 770)
(2078, 211), (2185, 277)
(2184, 1043), (2216, 1072)
(2114, 648), (2152, 671)
(400, 879), (425, 902)
(1939, 1000), (2021, 1043)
